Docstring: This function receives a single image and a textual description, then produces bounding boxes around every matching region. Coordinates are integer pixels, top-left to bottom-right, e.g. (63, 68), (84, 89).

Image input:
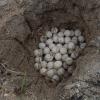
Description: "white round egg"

(55, 53), (62, 60)
(47, 62), (54, 69)
(46, 31), (52, 38)
(52, 75), (59, 82)
(64, 44), (68, 49)
(47, 69), (56, 78)
(70, 30), (75, 36)
(49, 43), (55, 49)
(53, 35), (58, 43)
(58, 32), (64, 37)
(35, 57), (42, 63)
(56, 44), (62, 49)
(34, 63), (40, 70)
(72, 36), (78, 44)
(39, 49), (43, 56)
(65, 37), (71, 44)
(43, 47), (50, 54)
(58, 37), (64, 43)
(62, 54), (68, 61)
(65, 57), (73, 65)
(78, 36), (85, 42)
(45, 54), (53, 62)
(41, 61), (47, 68)
(63, 62), (69, 69)
(60, 47), (67, 54)
(40, 68), (47, 75)
(64, 30), (71, 37)
(57, 68), (65, 75)
(54, 61), (62, 69)
(68, 42), (75, 50)
(51, 46), (59, 53)
(34, 49), (40, 56)
(46, 39), (53, 45)
(39, 43), (46, 49)
(51, 27), (58, 33)
(75, 29), (81, 36)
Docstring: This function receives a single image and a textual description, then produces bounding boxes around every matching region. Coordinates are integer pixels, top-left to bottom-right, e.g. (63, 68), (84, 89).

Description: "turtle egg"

(75, 29), (81, 36)
(46, 31), (52, 38)
(47, 69), (56, 78)
(56, 44), (62, 49)
(39, 43), (46, 49)
(58, 37), (64, 43)
(55, 53), (62, 60)
(60, 47), (67, 54)
(47, 62), (54, 69)
(51, 27), (58, 33)
(52, 75), (59, 82)
(78, 36), (85, 42)
(46, 39), (53, 45)
(72, 37), (78, 44)
(58, 32), (64, 37)
(57, 68), (65, 75)
(49, 43), (55, 49)
(34, 49), (40, 56)
(53, 35), (58, 43)
(64, 30), (71, 37)
(51, 46), (59, 53)
(34, 63), (40, 70)
(43, 47), (50, 54)
(65, 37), (71, 44)
(41, 61), (47, 68)
(64, 44), (68, 49)
(39, 49), (43, 56)
(65, 57), (73, 65)
(35, 57), (42, 63)
(68, 42), (75, 50)
(45, 54), (53, 62)
(70, 30), (75, 36)
(62, 54), (69, 61)
(54, 61), (62, 69)
(40, 68), (47, 75)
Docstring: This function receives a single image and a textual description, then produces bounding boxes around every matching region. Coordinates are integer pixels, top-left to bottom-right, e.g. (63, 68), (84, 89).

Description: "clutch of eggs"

(34, 27), (86, 82)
